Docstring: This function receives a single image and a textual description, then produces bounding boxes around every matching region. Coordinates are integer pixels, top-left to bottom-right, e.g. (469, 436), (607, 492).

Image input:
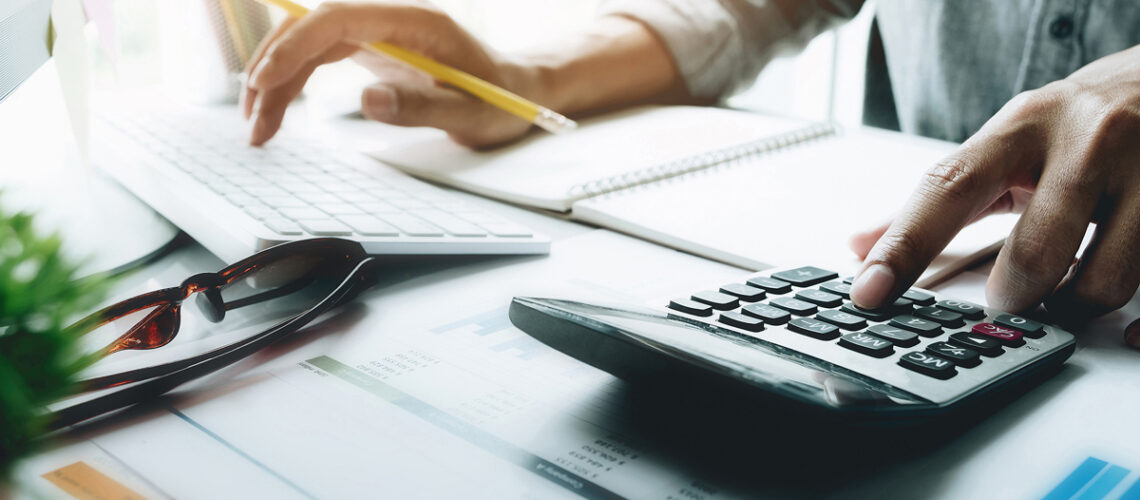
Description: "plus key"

(971, 323), (1024, 346)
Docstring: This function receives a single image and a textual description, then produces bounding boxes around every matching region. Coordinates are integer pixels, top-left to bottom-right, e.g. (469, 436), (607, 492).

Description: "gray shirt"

(601, 0), (1140, 142)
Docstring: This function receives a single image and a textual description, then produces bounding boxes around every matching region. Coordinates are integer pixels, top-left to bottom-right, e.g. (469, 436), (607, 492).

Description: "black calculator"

(509, 266), (1076, 425)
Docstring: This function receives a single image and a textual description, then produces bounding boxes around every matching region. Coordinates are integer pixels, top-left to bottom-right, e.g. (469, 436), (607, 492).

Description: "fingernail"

(363, 86), (398, 122)
(850, 264), (895, 309)
(249, 117), (265, 146)
(249, 62), (269, 89)
(1126, 319), (1140, 350)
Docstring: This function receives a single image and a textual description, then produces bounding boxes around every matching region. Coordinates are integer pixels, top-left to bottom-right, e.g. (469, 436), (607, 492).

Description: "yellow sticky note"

(41, 461), (148, 500)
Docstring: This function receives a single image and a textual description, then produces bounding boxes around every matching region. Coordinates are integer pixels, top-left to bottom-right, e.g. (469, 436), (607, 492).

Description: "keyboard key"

(840, 303), (893, 322)
(795, 289), (843, 308)
(379, 214), (445, 236)
(337, 215), (400, 236)
(745, 276), (792, 294)
(742, 303), (791, 325)
(818, 281), (851, 298)
(244, 185), (289, 198)
(278, 206), (327, 220)
(994, 314), (1045, 338)
(926, 342), (981, 368)
(668, 298), (713, 317)
(948, 332), (1003, 357)
(867, 324), (919, 347)
(719, 284), (766, 302)
(902, 289), (936, 306)
(296, 191), (343, 205)
(769, 297), (818, 316)
(914, 306), (965, 327)
(415, 210), (487, 237)
(839, 331), (894, 357)
(243, 206), (280, 221)
(899, 351), (957, 379)
(298, 219), (353, 236)
(771, 266), (839, 287)
(355, 201), (403, 214)
(935, 299), (986, 320)
(787, 317), (840, 340)
(970, 323), (1024, 346)
(257, 195), (310, 208)
(816, 310), (867, 330)
(478, 222), (534, 238)
(718, 311), (764, 332)
(888, 315), (943, 337)
(318, 203), (366, 215)
(691, 291), (739, 311)
(262, 218), (303, 235)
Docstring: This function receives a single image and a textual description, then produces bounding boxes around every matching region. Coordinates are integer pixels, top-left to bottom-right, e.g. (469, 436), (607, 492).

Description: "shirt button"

(1049, 15), (1074, 39)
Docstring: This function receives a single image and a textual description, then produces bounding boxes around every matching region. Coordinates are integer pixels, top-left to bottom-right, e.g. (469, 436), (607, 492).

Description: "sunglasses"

(51, 238), (379, 430)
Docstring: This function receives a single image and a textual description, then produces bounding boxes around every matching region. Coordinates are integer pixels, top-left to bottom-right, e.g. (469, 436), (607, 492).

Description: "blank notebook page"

(370, 106), (807, 211)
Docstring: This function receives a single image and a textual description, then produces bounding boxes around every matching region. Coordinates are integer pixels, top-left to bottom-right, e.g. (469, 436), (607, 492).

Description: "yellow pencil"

(254, 0), (577, 134)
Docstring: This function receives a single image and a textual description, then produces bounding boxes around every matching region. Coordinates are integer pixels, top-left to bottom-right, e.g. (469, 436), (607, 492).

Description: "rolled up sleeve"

(600, 0), (865, 99)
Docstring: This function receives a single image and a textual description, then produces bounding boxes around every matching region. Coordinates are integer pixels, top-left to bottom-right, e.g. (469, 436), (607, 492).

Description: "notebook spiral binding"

(566, 122), (838, 201)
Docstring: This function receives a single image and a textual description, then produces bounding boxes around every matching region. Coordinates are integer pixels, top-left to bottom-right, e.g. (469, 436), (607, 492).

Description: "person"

(241, 0), (1140, 347)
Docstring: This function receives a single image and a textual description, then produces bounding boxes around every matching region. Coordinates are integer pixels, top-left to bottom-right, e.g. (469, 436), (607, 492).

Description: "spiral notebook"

(370, 106), (1017, 286)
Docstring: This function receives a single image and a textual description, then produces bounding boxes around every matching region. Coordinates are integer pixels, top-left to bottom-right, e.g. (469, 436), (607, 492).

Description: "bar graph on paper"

(1043, 457), (1140, 500)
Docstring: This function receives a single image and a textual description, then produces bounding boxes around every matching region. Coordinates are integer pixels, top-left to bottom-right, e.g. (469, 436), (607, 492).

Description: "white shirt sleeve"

(599, 0), (864, 98)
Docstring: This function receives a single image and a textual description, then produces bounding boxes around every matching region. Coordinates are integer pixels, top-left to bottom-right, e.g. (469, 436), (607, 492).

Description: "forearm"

(504, 16), (693, 116)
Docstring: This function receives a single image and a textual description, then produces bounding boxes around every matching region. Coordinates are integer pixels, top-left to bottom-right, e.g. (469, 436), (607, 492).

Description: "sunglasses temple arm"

(46, 258), (381, 431)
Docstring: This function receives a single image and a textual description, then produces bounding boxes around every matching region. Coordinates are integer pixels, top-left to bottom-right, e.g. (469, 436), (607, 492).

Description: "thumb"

(361, 82), (525, 147)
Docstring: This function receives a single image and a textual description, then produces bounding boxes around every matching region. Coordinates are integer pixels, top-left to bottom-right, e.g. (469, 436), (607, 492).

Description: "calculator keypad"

(665, 266), (1076, 404)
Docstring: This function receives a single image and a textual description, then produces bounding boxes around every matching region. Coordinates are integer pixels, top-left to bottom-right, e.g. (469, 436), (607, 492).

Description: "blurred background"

(90, 0), (876, 128)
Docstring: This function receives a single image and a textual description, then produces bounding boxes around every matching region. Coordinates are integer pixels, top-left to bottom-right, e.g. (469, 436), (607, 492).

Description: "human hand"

(848, 45), (1140, 346)
(242, 1), (539, 147)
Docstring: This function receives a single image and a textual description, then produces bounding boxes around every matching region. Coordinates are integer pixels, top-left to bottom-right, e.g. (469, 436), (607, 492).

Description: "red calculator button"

(971, 323), (1024, 346)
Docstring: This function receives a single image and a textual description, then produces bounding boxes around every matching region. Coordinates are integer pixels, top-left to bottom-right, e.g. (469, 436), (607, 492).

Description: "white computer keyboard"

(91, 102), (549, 263)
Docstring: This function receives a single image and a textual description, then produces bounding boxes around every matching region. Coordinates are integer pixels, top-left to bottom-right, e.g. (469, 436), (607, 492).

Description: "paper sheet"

(12, 231), (1140, 498)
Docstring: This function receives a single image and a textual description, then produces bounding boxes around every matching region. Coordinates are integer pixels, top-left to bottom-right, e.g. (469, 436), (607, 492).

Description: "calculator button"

(691, 291), (739, 311)
(867, 324), (919, 347)
(970, 323), (1024, 346)
(994, 314), (1045, 338)
(888, 315), (943, 337)
(770, 297), (818, 316)
(819, 281), (851, 298)
(743, 303), (791, 325)
(899, 351), (957, 379)
(887, 297), (915, 315)
(935, 299), (986, 320)
(926, 342), (981, 368)
(719, 311), (764, 332)
(948, 332), (1004, 357)
(788, 318), (840, 340)
(914, 306), (965, 328)
(839, 331), (895, 357)
(816, 310), (867, 330)
(746, 277), (792, 294)
(771, 266), (839, 287)
(795, 289), (843, 308)
(719, 283), (766, 302)
(902, 289), (936, 306)
(842, 276), (854, 284)
(668, 299), (713, 317)
(840, 303), (893, 322)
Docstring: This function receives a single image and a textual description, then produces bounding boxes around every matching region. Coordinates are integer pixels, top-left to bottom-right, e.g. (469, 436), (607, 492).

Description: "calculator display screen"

(519, 298), (930, 410)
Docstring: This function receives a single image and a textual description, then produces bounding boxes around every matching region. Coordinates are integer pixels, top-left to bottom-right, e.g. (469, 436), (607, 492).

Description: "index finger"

(248, 3), (454, 92)
(849, 134), (1029, 309)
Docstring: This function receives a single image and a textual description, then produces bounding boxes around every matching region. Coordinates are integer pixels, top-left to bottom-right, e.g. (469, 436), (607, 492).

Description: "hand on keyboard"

(243, 3), (531, 148)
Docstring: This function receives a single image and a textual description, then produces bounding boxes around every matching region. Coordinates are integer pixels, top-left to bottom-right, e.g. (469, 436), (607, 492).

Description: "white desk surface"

(5, 82), (1140, 499)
